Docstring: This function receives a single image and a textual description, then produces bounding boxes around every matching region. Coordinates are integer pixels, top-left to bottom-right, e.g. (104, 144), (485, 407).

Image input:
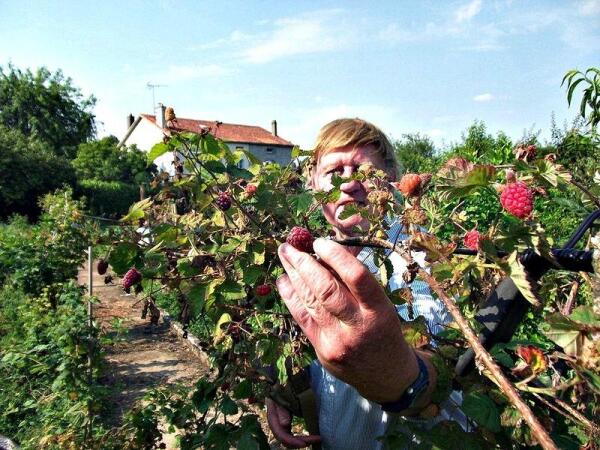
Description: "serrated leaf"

(462, 392), (501, 432)
(147, 142), (169, 164)
(218, 279), (246, 300)
(515, 345), (548, 374)
(569, 306), (600, 326)
(289, 193), (313, 217)
(542, 314), (584, 356)
(504, 251), (541, 307)
(437, 164), (496, 201)
(108, 242), (140, 275)
(213, 313), (232, 344)
(121, 198), (153, 222)
(411, 232), (456, 262)
(220, 396), (239, 416)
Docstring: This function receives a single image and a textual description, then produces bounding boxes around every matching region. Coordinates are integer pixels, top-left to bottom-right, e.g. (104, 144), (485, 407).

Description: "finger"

(313, 238), (387, 310)
(279, 243), (359, 320)
(266, 399), (319, 449)
(276, 275), (318, 343)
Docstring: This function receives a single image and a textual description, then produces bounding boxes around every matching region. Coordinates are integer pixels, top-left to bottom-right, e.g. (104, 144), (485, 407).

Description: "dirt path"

(77, 262), (208, 447)
(78, 261), (288, 449)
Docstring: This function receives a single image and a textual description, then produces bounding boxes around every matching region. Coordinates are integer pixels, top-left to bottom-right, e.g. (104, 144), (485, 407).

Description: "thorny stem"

(336, 235), (559, 450)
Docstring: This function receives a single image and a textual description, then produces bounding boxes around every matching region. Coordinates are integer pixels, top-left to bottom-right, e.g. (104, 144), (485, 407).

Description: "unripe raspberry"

(165, 106), (176, 122)
(500, 182), (534, 219)
(286, 226), (315, 253)
(394, 173), (422, 197)
(97, 259), (108, 275)
(463, 229), (481, 251)
(256, 284), (272, 296)
(245, 184), (257, 197)
(122, 268), (142, 291)
(215, 192), (232, 211)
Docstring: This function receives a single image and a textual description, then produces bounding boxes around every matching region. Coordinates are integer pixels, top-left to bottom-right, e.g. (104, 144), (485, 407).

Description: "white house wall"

(127, 119), (176, 175)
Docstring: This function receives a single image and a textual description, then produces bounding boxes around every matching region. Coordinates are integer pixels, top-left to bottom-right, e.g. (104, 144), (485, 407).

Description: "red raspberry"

(215, 192), (232, 211)
(122, 268), (142, 291)
(256, 284), (272, 296)
(97, 259), (109, 275)
(500, 182), (534, 219)
(286, 226), (315, 253)
(245, 184), (257, 197)
(394, 173), (422, 197)
(463, 229), (481, 251)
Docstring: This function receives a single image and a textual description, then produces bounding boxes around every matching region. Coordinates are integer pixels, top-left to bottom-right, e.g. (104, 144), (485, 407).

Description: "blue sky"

(1, 0), (599, 149)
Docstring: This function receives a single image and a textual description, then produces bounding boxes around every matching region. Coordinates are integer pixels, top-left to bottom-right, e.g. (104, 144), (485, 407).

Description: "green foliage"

(0, 63), (96, 158)
(393, 133), (440, 174)
(73, 136), (156, 185)
(452, 120), (515, 165)
(562, 67), (600, 129)
(0, 283), (105, 449)
(0, 188), (93, 296)
(78, 178), (142, 218)
(0, 125), (75, 219)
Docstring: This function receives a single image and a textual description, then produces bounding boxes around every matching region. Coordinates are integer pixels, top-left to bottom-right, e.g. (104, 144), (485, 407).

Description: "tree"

(393, 133), (439, 173)
(72, 136), (156, 185)
(452, 120), (514, 165)
(0, 64), (96, 158)
(0, 125), (74, 219)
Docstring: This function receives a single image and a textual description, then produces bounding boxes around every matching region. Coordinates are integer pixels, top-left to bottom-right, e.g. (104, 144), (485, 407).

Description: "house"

(119, 104), (295, 174)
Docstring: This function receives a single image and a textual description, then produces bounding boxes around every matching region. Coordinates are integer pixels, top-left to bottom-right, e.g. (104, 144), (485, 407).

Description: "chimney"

(127, 113), (135, 128)
(157, 103), (166, 128)
(271, 120), (278, 137)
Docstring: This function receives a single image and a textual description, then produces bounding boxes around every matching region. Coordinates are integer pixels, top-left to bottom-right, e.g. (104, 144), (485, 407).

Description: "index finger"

(313, 238), (387, 310)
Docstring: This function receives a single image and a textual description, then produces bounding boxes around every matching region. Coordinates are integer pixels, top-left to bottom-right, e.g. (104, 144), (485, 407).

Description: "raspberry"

(215, 192), (232, 211)
(97, 259), (108, 275)
(463, 229), (481, 251)
(256, 284), (271, 296)
(514, 143), (537, 161)
(500, 182), (534, 219)
(286, 226), (314, 253)
(245, 184), (257, 197)
(394, 173), (422, 197)
(122, 268), (142, 291)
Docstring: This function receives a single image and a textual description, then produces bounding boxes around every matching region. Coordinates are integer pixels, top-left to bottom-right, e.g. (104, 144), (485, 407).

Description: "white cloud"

(473, 93), (495, 102)
(578, 0), (600, 16)
(427, 129), (445, 137)
(242, 10), (350, 64)
(455, 0), (483, 22)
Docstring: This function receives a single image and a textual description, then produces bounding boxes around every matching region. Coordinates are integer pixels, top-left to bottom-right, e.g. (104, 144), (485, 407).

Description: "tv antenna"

(146, 82), (168, 112)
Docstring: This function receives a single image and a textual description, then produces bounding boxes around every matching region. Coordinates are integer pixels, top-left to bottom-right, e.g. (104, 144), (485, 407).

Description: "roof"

(140, 114), (294, 147)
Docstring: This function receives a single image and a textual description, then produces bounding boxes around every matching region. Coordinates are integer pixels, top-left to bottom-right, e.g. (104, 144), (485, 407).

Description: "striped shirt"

(309, 221), (467, 449)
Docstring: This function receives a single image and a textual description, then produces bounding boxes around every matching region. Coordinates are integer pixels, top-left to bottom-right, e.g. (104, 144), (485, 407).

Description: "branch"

(336, 236), (559, 450)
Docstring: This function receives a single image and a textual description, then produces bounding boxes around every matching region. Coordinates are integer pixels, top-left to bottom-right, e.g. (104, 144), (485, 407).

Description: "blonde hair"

(310, 118), (398, 179)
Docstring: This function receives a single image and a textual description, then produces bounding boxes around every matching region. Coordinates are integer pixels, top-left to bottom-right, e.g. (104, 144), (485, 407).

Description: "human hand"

(277, 238), (419, 404)
(266, 398), (322, 449)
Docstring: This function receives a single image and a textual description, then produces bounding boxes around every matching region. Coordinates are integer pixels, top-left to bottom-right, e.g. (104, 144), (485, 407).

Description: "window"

(265, 147), (273, 153)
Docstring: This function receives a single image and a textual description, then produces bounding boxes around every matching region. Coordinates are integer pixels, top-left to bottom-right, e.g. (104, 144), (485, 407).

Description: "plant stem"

(570, 179), (600, 208)
(336, 236), (559, 450)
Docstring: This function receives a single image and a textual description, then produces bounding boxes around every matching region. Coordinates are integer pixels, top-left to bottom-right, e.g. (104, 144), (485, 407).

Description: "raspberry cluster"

(463, 229), (481, 251)
(286, 227), (315, 253)
(216, 192), (232, 211)
(500, 182), (534, 219)
(122, 268), (142, 291)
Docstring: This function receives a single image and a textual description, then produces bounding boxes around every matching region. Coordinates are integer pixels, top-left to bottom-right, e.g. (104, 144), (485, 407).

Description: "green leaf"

(233, 380), (253, 399)
(250, 242), (265, 265)
(503, 252), (541, 307)
(147, 142), (169, 164)
(220, 396), (239, 416)
(188, 280), (220, 314)
(218, 279), (246, 300)
(461, 392), (501, 432)
(121, 197), (153, 222)
(437, 164), (497, 201)
(582, 369), (600, 394)
(237, 432), (260, 450)
(567, 77), (585, 106)
(289, 193), (313, 217)
(569, 306), (600, 326)
(542, 314), (583, 356)
(108, 242), (139, 275)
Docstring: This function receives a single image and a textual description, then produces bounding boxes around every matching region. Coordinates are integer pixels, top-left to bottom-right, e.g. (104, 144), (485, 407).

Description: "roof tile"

(141, 114), (293, 146)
